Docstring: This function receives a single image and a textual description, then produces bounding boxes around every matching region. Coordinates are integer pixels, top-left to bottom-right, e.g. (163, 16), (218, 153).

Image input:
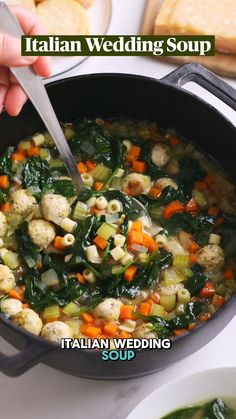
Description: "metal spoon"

(0, 3), (150, 219)
(0, 2), (84, 195)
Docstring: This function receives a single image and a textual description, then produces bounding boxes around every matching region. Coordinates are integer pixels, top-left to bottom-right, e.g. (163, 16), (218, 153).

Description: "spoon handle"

(0, 2), (84, 195)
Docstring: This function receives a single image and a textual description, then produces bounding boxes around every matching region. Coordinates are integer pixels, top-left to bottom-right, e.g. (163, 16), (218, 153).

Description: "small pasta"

(209, 233), (221, 245)
(60, 218), (77, 233)
(61, 234), (75, 247)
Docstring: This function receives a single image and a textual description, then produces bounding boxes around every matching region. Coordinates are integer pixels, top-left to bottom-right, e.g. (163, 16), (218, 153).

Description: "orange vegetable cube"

(126, 146), (141, 163)
(0, 175), (9, 189)
(212, 294), (225, 307)
(81, 312), (94, 324)
(131, 221), (142, 232)
(77, 162), (87, 174)
(93, 235), (108, 250)
(94, 182), (104, 191)
(132, 160), (146, 173)
(103, 323), (119, 337)
(76, 273), (86, 284)
(85, 160), (96, 171)
(119, 305), (134, 320)
(224, 269), (234, 280)
(53, 236), (64, 250)
(149, 187), (161, 199)
(124, 265), (138, 282)
(139, 302), (151, 316)
(195, 181), (208, 191)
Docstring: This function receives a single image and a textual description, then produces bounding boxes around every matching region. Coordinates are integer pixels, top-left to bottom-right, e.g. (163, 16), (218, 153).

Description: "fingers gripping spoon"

(0, 2), (84, 195)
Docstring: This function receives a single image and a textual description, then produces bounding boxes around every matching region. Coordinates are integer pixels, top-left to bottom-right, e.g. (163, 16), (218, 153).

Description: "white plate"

(49, 0), (112, 77)
(127, 367), (236, 419)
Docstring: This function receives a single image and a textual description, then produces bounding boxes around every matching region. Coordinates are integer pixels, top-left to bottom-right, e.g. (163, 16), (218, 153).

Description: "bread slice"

(36, 0), (89, 35)
(154, 0), (236, 54)
(159, 53), (236, 78)
(4, 0), (35, 11)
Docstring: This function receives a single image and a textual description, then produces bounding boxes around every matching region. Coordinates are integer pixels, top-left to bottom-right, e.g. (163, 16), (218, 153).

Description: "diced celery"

(3, 235), (18, 252)
(18, 140), (31, 150)
(63, 125), (75, 140)
(139, 253), (149, 263)
(226, 280), (236, 292)
(162, 268), (182, 286)
(63, 301), (81, 316)
(6, 212), (23, 228)
(41, 269), (60, 287)
(160, 294), (176, 312)
(138, 127), (151, 139)
(73, 201), (88, 221)
(40, 148), (50, 160)
(43, 132), (54, 146)
(96, 222), (117, 240)
(148, 206), (164, 222)
(112, 265), (123, 274)
(150, 303), (165, 317)
(173, 254), (189, 267)
(33, 204), (43, 218)
(49, 158), (64, 169)
(90, 164), (112, 182)
(65, 319), (81, 336)
(192, 189), (207, 208)
(110, 177), (122, 189)
(43, 305), (60, 320)
(216, 284), (228, 296)
(2, 251), (20, 269)
(207, 304), (216, 315)
(177, 266), (193, 280)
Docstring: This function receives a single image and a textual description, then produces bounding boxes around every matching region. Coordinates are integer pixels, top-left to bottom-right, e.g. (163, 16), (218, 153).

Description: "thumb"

(0, 33), (37, 67)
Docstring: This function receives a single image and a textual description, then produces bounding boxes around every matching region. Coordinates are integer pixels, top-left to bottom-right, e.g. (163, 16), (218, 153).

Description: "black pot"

(0, 64), (235, 379)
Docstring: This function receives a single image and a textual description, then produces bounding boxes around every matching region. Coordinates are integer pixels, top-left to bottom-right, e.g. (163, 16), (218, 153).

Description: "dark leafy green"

(139, 186), (188, 208)
(175, 158), (206, 193)
(203, 399), (236, 419)
(23, 157), (75, 198)
(185, 264), (208, 296)
(161, 406), (201, 419)
(15, 222), (39, 268)
(0, 146), (14, 175)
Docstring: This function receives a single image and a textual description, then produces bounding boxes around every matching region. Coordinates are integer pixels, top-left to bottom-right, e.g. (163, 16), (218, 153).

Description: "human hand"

(0, 5), (51, 116)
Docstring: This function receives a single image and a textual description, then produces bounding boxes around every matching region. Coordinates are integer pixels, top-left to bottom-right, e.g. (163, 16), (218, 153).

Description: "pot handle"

(0, 336), (50, 377)
(161, 63), (236, 111)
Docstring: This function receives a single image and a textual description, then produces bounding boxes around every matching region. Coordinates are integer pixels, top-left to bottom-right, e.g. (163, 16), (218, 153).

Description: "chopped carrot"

(77, 162), (87, 174)
(132, 160), (146, 173)
(119, 331), (132, 339)
(103, 323), (119, 337)
(8, 289), (22, 301)
(139, 302), (151, 316)
(27, 146), (40, 157)
(208, 206), (220, 217)
(149, 242), (159, 253)
(125, 145), (141, 163)
(93, 235), (108, 250)
(200, 282), (215, 298)
(81, 312), (94, 324)
(53, 236), (65, 250)
(90, 206), (102, 215)
(188, 322), (196, 330)
(45, 317), (58, 324)
(188, 241), (200, 254)
(0, 202), (12, 213)
(189, 254), (198, 264)
(151, 292), (160, 304)
(195, 181), (208, 191)
(22, 303), (30, 309)
(119, 305), (134, 320)
(204, 174), (214, 185)
(163, 201), (185, 219)
(149, 187), (161, 199)
(124, 265), (138, 282)
(168, 135), (181, 146)
(11, 152), (26, 162)
(76, 273), (86, 284)
(80, 325), (102, 338)
(128, 230), (143, 245)
(0, 175), (9, 189)
(199, 313), (211, 322)
(94, 182), (104, 191)
(173, 328), (188, 336)
(131, 221), (142, 232)
(212, 294), (225, 307)
(85, 160), (96, 172)
(224, 269), (234, 280)
(185, 198), (198, 213)
(142, 233), (155, 248)
(145, 298), (154, 306)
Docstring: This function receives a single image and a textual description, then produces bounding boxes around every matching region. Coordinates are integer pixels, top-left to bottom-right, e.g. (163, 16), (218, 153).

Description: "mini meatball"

(0, 264), (16, 292)
(13, 309), (43, 335)
(151, 143), (171, 167)
(0, 211), (7, 236)
(41, 321), (72, 343)
(28, 219), (56, 249)
(133, 323), (156, 339)
(155, 177), (178, 191)
(122, 173), (151, 196)
(13, 189), (36, 215)
(41, 194), (70, 222)
(0, 298), (22, 316)
(197, 244), (225, 271)
(93, 298), (122, 321)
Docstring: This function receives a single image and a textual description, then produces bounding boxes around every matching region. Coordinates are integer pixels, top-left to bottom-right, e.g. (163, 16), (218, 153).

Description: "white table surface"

(1, 1), (236, 418)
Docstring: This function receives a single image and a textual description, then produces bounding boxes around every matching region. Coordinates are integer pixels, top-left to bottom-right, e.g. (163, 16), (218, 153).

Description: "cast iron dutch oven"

(0, 64), (236, 379)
